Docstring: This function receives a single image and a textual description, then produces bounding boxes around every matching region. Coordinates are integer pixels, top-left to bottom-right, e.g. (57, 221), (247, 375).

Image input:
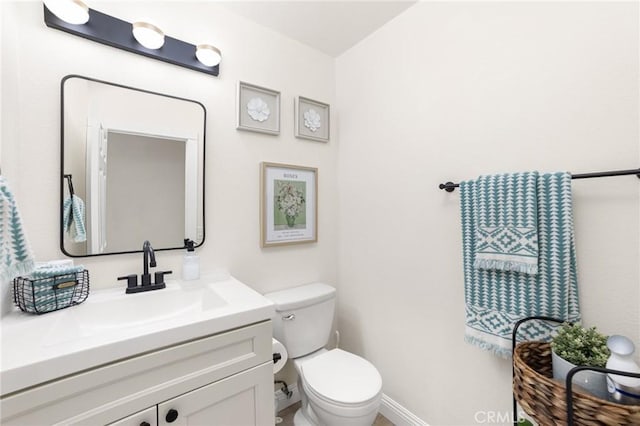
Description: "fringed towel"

(63, 195), (86, 243)
(1, 176), (35, 282)
(460, 172), (580, 357)
(474, 172), (539, 275)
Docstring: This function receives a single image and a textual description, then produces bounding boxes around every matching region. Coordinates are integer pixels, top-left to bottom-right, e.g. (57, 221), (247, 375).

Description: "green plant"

(550, 323), (610, 367)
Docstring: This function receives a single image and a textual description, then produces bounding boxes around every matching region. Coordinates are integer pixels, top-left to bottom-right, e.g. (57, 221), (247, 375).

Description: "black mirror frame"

(60, 74), (206, 257)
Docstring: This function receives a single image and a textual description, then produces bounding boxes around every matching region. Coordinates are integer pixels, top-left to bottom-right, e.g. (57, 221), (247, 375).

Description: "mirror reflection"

(61, 75), (206, 256)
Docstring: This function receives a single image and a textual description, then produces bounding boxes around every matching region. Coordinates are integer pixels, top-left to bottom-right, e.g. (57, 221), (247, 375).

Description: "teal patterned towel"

(1, 176), (35, 282)
(29, 264), (85, 280)
(460, 172), (580, 357)
(474, 172), (539, 275)
(63, 195), (86, 243)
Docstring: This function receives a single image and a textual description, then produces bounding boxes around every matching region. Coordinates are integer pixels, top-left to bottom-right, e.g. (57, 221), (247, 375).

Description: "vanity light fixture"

(196, 44), (222, 67)
(43, 3), (220, 76)
(132, 21), (165, 50)
(43, 0), (89, 25)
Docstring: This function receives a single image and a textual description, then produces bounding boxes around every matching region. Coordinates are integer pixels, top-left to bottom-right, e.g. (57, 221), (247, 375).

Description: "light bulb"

(44, 0), (89, 25)
(132, 21), (165, 50)
(196, 44), (222, 67)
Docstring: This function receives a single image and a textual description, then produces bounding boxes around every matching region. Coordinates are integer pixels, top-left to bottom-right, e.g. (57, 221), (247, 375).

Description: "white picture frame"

(237, 81), (280, 135)
(295, 96), (330, 142)
(260, 162), (318, 247)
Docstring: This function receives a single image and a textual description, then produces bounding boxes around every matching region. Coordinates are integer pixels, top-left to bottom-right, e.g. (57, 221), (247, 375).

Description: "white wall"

(336, 2), (639, 425)
(0, 0), (338, 327)
(1, 1), (25, 316)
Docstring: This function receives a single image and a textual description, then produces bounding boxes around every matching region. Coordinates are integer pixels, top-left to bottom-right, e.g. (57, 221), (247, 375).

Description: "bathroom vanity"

(0, 275), (275, 425)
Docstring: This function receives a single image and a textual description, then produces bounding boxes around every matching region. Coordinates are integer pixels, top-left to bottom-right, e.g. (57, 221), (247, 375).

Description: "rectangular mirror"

(61, 75), (206, 257)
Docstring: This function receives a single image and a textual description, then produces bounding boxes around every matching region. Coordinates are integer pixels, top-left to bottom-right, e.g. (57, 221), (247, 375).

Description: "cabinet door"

(109, 407), (157, 426)
(158, 363), (273, 426)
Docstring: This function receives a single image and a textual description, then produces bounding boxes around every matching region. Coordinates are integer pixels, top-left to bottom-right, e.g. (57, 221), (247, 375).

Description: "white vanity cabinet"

(1, 321), (274, 426)
(109, 363), (272, 426)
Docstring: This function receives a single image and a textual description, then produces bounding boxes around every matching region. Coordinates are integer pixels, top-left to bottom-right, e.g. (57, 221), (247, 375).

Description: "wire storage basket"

(13, 269), (89, 314)
(513, 341), (640, 425)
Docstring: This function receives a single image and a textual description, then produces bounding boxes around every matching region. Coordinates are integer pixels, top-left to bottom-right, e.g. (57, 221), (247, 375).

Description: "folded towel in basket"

(0, 176), (35, 282)
(63, 194), (86, 243)
(25, 264), (85, 310)
(473, 172), (539, 275)
(30, 263), (85, 280)
(460, 171), (580, 357)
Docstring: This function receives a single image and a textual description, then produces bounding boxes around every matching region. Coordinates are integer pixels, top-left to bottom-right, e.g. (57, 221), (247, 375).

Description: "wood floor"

(276, 402), (394, 426)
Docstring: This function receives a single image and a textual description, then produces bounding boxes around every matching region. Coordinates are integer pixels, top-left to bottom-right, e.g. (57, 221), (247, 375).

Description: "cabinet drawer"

(1, 321), (271, 425)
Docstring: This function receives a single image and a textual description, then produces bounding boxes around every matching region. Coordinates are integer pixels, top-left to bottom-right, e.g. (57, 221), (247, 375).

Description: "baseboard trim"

(380, 393), (429, 426)
(276, 386), (428, 426)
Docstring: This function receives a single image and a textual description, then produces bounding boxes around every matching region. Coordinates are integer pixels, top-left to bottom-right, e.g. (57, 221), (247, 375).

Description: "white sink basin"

(1, 274), (275, 396)
(70, 284), (228, 332)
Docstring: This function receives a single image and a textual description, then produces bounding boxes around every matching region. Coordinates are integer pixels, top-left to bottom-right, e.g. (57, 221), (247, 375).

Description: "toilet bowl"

(296, 349), (382, 425)
(264, 283), (383, 426)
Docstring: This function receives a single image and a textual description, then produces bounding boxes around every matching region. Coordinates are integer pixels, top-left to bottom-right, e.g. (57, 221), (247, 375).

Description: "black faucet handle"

(141, 273), (152, 286)
(118, 274), (138, 289)
(154, 270), (173, 286)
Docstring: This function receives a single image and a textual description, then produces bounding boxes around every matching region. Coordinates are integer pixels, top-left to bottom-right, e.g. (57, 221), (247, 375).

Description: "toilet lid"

(301, 349), (382, 405)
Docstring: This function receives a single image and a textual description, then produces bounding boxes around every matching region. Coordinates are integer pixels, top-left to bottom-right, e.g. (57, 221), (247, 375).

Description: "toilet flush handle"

(282, 314), (295, 321)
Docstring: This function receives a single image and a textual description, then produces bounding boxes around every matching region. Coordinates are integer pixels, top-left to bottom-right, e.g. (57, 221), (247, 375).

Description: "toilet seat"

(300, 349), (382, 406)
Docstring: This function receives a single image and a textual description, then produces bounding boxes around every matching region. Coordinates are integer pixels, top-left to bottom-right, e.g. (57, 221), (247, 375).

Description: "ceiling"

(219, 1), (417, 57)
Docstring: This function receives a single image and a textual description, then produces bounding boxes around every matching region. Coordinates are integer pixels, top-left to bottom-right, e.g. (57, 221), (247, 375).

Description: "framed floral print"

(261, 162), (318, 247)
(237, 81), (280, 135)
(295, 96), (330, 142)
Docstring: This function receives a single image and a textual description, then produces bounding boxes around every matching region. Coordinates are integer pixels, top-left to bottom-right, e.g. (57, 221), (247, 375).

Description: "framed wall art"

(260, 162), (318, 247)
(237, 81), (280, 135)
(295, 96), (330, 142)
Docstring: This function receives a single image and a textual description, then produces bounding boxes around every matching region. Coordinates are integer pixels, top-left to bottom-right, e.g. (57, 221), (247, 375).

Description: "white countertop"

(0, 273), (274, 396)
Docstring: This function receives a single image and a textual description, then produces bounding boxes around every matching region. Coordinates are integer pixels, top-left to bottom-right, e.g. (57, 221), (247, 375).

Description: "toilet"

(264, 283), (383, 426)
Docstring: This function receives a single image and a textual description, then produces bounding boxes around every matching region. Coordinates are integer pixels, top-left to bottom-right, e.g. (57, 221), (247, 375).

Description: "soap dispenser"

(182, 239), (200, 281)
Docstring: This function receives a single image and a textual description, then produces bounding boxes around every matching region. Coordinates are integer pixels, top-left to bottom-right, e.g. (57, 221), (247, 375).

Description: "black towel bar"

(439, 167), (640, 192)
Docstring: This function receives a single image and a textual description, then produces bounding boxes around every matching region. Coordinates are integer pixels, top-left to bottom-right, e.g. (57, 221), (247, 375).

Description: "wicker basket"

(513, 341), (640, 425)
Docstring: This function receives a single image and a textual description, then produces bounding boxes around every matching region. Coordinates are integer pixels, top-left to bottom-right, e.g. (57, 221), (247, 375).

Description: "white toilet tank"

(264, 283), (336, 358)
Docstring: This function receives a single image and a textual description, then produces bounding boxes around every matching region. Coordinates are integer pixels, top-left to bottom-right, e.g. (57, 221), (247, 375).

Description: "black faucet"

(118, 240), (172, 294)
(142, 240), (157, 285)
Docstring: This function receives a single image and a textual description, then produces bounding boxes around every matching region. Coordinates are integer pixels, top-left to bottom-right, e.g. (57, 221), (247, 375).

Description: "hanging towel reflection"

(63, 194), (86, 243)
